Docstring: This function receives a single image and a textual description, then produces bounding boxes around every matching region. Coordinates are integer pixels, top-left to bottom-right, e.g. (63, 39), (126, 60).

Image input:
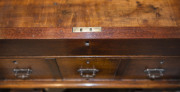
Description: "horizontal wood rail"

(0, 27), (180, 39)
(0, 80), (180, 88)
(0, 55), (180, 59)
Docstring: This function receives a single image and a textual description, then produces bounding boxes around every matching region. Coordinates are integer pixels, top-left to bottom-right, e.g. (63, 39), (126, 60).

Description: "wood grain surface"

(57, 57), (120, 80)
(0, 0), (179, 27)
(0, 0), (180, 39)
(0, 80), (180, 88)
(0, 59), (61, 80)
(117, 57), (180, 79)
(0, 0), (180, 89)
(0, 27), (180, 39)
(0, 39), (179, 56)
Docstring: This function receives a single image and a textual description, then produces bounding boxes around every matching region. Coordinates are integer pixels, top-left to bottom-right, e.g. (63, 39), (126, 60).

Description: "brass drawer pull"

(77, 68), (99, 78)
(144, 68), (165, 79)
(13, 69), (32, 79)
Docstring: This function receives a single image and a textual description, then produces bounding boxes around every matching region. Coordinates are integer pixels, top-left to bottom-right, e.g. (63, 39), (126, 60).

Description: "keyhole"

(80, 28), (83, 32)
(13, 61), (18, 64)
(85, 41), (90, 46)
(86, 60), (90, 64)
(90, 28), (92, 31)
(160, 60), (165, 65)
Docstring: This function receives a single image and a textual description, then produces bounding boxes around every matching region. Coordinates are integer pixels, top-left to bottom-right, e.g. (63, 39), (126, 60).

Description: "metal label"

(73, 27), (102, 32)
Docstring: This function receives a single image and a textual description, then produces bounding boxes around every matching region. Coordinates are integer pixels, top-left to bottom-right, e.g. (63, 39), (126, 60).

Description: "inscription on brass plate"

(73, 27), (102, 32)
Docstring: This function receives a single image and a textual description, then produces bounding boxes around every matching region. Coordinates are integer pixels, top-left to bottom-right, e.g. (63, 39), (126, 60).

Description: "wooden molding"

(0, 27), (180, 39)
(0, 80), (180, 88)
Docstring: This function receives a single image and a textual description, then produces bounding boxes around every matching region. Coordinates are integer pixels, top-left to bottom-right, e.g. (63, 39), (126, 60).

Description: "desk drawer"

(0, 39), (179, 56)
(57, 58), (120, 80)
(116, 57), (180, 80)
(0, 59), (61, 80)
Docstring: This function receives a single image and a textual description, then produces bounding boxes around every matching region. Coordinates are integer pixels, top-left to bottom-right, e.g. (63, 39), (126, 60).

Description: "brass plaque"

(73, 27), (102, 32)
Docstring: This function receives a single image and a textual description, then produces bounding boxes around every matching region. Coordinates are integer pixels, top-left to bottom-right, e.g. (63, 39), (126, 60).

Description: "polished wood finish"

(10, 89), (43, 92)
(0, 27), (180, 39)
(57, 57), (120, 80)
(117, 57), (180, 79)
(0, 0), (179, 89)
(0, 0), (180, 39)
(0, 39), (179, 56)
(0, 59), (61, 80)
(0, 80), (180, 88)
(170, 0), (180, 26)
(0, 0), (179, 27)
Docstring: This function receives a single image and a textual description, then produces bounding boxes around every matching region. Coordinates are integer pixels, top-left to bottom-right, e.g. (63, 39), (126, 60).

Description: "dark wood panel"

(0, 59), (61, 80)
(116, 57), (180, 79)
(0, 39), (179, 56)
(0, 27), (180, 39)
(162, 58), (180, 79)
(57, 57), (120, 80)
(0, 56), (179, 59)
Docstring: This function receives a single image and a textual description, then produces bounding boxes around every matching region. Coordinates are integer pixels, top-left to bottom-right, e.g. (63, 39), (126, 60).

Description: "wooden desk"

(0, 0), (179, 88)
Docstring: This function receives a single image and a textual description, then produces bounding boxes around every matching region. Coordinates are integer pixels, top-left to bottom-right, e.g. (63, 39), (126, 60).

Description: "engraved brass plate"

(73, 27), (102, 32)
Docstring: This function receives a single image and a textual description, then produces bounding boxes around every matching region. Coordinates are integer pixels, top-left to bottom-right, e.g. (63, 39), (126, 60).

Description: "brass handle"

(13, 69), (32, 79)
(144, 68), (165, 79)
(77, 68), (99, 78)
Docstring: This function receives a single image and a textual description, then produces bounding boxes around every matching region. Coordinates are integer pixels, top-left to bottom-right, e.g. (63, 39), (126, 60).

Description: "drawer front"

(0, 39), (179, 56)
(116, 57), (180, 79)
(57, 58), (120, 80)
(0, 59), (61, 80)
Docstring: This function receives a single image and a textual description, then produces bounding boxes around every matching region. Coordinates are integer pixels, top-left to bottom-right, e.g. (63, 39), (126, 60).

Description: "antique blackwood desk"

(0, 0), (180, 88)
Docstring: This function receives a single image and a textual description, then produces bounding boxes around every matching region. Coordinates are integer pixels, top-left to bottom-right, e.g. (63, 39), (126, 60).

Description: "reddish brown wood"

(0, 0), (179, 89)
(0, 27), (180, 39)
(0, 39), (179, 56)
(57, 57), (120, 80)
(0, 55), (179, 59)
(0, 59), (61, 80)
(116, 57), (180, 79)
(10, 89), (43, 92)
(0, 80), (180, 88)
(0, 0), (179, 28)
